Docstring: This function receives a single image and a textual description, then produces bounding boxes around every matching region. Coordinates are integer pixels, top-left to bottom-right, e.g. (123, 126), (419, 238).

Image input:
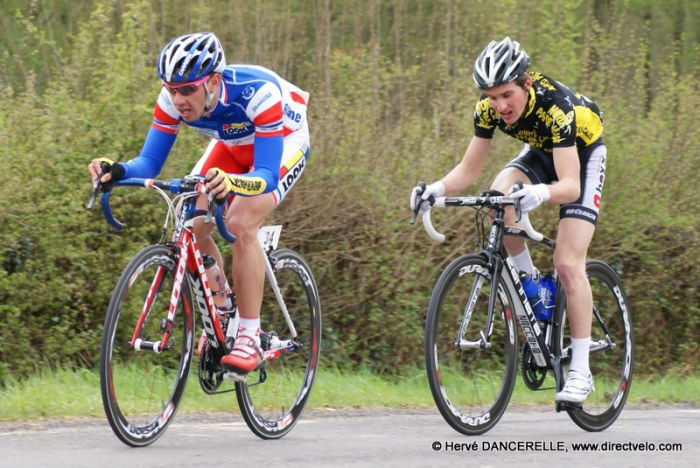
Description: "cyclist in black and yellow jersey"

(411, 37), (607, 404)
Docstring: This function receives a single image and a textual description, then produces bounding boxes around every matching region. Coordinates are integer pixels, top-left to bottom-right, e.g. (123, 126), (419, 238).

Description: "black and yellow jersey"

(473, 72), (603, 152)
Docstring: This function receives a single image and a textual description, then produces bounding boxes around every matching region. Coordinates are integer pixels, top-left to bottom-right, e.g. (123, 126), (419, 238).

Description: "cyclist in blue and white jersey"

(88, 32), (310, 377)
(411, 37), (606, 404)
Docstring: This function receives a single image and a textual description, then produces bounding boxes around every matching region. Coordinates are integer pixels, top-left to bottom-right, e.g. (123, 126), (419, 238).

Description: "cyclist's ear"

(207, 73), (222, 90)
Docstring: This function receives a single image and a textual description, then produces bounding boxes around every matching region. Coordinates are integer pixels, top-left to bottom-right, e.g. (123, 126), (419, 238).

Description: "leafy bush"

(0, 0), (698, 385)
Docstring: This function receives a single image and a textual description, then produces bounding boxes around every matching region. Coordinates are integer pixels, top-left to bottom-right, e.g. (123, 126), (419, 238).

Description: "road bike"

(87, 174), (321, 446)
(410, 184), (633, 435)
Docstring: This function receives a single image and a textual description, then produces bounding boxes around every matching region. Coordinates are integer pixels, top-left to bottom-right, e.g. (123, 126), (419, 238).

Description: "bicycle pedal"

(558, 402), (583, 411)
(222, 371), (247, 383)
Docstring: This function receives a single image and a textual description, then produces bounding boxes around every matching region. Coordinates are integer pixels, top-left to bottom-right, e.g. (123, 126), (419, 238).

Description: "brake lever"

(86, 162), (111, 210)
(205, 192), (215, 224)
(513, 179), (524, 223)
(410, 182), (427, 225)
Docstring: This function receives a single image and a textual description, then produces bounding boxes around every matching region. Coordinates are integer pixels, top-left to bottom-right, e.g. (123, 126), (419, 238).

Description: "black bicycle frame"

(450, 196), (559, 376)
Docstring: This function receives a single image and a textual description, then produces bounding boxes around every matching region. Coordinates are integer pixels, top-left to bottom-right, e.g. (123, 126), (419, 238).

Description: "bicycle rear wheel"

(425, 254), (518, 435)
(100, 245), (194, 447)
(553, 259), (634, 431)
(236, 248), (321, 439)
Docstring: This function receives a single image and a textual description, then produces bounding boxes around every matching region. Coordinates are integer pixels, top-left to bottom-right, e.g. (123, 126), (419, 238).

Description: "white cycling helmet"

(157, 32), (226, 83)
(472, 37), (530, 89)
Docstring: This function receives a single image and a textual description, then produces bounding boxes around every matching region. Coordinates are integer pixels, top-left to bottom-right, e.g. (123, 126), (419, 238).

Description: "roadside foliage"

(0, 0), (698, 384)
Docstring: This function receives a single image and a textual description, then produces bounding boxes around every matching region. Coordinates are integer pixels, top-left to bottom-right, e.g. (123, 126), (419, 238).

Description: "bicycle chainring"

(520, 343), (548, 390)
(198, 345), (223, 394)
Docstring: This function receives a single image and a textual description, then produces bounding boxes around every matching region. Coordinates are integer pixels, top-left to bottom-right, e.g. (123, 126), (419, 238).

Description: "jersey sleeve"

(547, 98), (577, 148)
(224, 83), (284, 196)
(473, 94), (498, 139)
(122, 91), (180, 179)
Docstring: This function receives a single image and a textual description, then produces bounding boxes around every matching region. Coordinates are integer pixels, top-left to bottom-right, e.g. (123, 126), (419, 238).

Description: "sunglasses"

(162, 75), (211, 96)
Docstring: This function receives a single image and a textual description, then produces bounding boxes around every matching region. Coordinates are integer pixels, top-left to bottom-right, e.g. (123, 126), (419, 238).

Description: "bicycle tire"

(235, 248), (321, 439)
(553, 259), (634, 431)
(425, 254), (518, 435)
(100, 244), (194, 447)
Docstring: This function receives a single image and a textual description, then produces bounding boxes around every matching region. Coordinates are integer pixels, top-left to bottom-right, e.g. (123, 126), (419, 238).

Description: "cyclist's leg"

(227, 122), (310, 322)
(555, 142), (606, 344)
(191, 139), (249, 271)
(223, 124), (310, 373)
(554, 219), (595, 340)
(554, 142), (607, 404)
(491, 145), (554, 271)
(554, 218), (595, 403)
(189, 141), (248, 354)
(490, 166), (531, 261)
(226, 192), (276, 323)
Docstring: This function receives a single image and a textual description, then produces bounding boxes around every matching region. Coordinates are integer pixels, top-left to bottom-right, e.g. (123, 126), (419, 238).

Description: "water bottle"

(520, 271), (547, 320)
(537, 273), (557, 322)
(202, 254), (231, 308)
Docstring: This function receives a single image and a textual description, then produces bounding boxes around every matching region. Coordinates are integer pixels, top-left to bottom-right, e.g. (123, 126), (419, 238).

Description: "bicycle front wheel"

(236, 248), (321, 439)
(425, 254), (518, 436)
(553, 259), (634, 431)
(100, 244), (195, 447)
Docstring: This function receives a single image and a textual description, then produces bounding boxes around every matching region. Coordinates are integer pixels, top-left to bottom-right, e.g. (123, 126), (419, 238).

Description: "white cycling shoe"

(555, 370), (594, 404)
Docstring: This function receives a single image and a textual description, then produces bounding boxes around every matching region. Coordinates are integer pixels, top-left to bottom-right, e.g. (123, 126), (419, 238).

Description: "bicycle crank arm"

(589, 339), (615, 356)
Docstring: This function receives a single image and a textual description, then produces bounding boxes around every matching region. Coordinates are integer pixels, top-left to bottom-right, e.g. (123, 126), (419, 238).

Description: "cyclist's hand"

(410, 181), (445, 213)
(509, 183), (550, 213)
(205, 167), (235, 200)
(88, 157), (125, 184)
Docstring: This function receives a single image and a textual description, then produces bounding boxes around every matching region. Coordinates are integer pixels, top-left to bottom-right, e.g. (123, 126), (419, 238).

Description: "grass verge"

(0, 367), (697, 422)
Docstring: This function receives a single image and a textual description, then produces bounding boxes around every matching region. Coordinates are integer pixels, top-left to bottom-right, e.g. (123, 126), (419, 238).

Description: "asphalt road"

(0, 404), (697, 467)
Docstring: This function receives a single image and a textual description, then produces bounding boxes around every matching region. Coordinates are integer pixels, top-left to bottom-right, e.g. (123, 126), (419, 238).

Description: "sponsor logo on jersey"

(242, 86), (255, 100)
(197, 127), (219, 138)
(223, 123), (250, 135)
(251, 92), (273, 112)
(563, 207), (597, 221)
(284, 104), (302, 123)
(230, 176), (265, 195)
(281, 153), (305, 191)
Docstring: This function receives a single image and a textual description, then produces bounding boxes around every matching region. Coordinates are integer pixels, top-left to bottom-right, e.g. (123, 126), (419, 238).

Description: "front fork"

(455, 254), (504, 351)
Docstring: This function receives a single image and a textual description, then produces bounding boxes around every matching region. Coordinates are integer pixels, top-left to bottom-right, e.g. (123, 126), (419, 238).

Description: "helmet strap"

(203, 81), (217, 114)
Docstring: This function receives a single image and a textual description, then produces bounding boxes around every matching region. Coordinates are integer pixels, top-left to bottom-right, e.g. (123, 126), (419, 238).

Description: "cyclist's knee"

(228, 221), (258, 243)
(490, 167), (531, 195)
(225, 210), (264, 246)
(553, 254), (586, 289)
(193, 216), (215, 238)
(226, 195), (275, 237)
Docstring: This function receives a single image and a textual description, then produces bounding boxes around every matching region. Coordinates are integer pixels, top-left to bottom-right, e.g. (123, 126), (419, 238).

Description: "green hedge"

(0, 0), (698, 384)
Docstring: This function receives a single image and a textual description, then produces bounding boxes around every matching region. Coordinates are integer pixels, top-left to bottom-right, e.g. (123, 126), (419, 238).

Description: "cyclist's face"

(167, 74), (220, 122)
(485, 79), (531, 125)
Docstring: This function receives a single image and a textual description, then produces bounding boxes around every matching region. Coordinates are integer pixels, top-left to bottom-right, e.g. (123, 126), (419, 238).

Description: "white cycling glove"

(509, 183), (550, 213)
(409, 181), (445, 213)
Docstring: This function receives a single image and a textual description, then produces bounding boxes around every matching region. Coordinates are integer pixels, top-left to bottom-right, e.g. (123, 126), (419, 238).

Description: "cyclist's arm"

(121, 92), (180, 179)
(437, 95), (496, 195)
(550, 145), (581, 204)
(212, 83), (285, 197)
(547, 98), (581, 204)
(243, 97), (284, 195)
(440, 136), (491, 194)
